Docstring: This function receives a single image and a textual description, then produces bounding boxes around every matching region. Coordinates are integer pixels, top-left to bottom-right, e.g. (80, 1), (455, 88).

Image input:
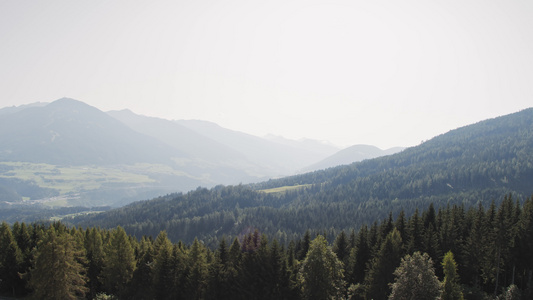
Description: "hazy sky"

(1, 0), (532, 149)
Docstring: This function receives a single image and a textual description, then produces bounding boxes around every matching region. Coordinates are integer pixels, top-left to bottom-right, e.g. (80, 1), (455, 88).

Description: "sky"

(1, 0), (532, 149)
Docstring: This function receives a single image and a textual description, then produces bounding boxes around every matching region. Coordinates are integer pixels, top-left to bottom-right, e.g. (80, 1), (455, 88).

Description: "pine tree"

(101, 226), (136, 297)
(463, 203), (487, 289)
(28, 227), (88, 299)
(515, 196), (533, 299)
(365, 228), (403, 300)
(85, 227), (105, 298)
(12, 222), (33, 277)
(346, 224), (370, 285)
(206, 237), (235, 300)
(152, 231), (175, 300)
(298, 235), (345, 300)
(185, 238), (209, 299)
(389, 251), (441, 300)
(172, 243), (188, 300)
(297, 230), (311, 260)
(394, 210), (407, 243)
(228, 237), (242, 265)
(491, 195), (519, 294)
(127, 236), (154, 300)
(268, 238), (293, 299)
(0, 222), (24, 296)
(441, 251), (464, 300)
(482, 200), (498, 290)
(333, 230), (349, 265)
(406, 209), (423, 253)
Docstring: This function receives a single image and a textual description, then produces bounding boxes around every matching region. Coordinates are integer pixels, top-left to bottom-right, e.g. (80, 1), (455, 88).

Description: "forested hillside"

(2, 196), (532, 299)
(71, 108), (533, 246)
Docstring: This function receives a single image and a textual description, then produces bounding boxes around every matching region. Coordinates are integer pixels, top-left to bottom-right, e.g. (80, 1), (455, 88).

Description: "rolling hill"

(69, 108), (533, 245)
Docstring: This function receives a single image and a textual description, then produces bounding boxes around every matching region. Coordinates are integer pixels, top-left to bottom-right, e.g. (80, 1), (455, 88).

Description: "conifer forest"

(1, 194), (532, 299)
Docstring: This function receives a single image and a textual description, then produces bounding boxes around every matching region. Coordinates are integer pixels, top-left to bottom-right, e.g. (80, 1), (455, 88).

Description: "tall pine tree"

(101, 226), (136, 297)
(298, 235), (345, 300)
(365, 228), (403, 300)
(0, 222), (24, 297)
(28, 227), (88, 299)
(441, 251), (464, 300)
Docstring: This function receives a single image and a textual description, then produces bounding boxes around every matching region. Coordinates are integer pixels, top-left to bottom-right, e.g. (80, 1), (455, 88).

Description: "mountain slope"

(107, 109), (274, 183)
(258, 108), (533, 197)
(0, 98), (182, 165)
(108, 110), (245, 162)
(71, 108), (533, 244)
(177, 120), (339, 175)
(301, 144), (405, 172)
(0, 102), (48, 115)
(0, 99), (269, 206)
(0, 98), (340, 208)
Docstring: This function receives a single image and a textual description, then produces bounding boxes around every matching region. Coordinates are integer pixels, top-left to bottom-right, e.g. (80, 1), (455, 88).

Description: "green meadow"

(259, 184), (312, 194)
(0, 162), (156, 194)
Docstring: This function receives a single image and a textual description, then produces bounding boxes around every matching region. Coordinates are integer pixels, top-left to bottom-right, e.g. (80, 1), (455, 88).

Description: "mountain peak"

(48, 97), (92, 108)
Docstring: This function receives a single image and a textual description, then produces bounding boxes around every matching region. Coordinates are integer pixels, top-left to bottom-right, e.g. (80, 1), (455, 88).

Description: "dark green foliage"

(389, 252), (441, 300)
(3, 194), (533, 299)
(346, 225), (370, 285)
(101, 226), (136, 297)
(298, 235), (344, 300)
(441, 251), (464, 300)
(333, 230), (350, 265)
(184, 238), (209, 299)
(0, 222), (24, 296)
(365, 228), (403, 300)
(152, 232), (175, 300)
(126, 236), (154, 300)
(27, 226), (88, 299)
(69, 108), (533, 248)
(85, 227), (105, 298)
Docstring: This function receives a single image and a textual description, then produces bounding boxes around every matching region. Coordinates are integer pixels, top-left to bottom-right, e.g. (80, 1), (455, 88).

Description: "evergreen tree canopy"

(389, 251), (441, 300)
(28, 227), (88, 299)
(298, 235), (345, 300)
(441, 251), (464, 300)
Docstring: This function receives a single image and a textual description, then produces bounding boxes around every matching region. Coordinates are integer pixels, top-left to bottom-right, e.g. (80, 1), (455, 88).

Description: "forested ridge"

(70, 108), (533, 246)
(1, 195), (532, 299)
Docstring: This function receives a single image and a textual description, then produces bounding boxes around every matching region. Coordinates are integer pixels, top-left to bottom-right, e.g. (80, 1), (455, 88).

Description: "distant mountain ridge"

(301, 144), (405, 172)
(0, 102), (48, 115)
(2, 98), (389, 208)
(0, 98), (180, 165)
(176, 119), (340, 175)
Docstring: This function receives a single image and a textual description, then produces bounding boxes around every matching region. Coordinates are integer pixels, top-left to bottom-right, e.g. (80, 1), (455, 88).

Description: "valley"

(1, 104), (533, 299)
(0, 98), (402, 211)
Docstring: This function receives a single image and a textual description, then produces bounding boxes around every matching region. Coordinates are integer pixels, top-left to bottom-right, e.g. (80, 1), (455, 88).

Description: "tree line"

(1, 194), (532, 299)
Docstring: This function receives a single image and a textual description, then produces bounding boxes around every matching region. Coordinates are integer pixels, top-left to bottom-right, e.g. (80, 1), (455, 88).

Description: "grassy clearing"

(49, 210), (106, 221)
(0, 162), (161, 195)
(259, 184), (312, 194)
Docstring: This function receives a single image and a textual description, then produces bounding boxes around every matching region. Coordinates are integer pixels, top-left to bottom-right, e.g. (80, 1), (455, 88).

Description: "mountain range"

(68, 107), (533, 245)
(0, 98), (400, 208)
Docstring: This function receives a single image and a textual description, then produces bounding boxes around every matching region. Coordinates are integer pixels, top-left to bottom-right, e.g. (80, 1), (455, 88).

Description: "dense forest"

(1, 195), (532, 299)
(69, 108), (533, 246)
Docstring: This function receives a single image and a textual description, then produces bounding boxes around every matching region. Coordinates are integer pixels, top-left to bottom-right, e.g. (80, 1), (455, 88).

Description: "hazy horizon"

(2, 0), (532, 149)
